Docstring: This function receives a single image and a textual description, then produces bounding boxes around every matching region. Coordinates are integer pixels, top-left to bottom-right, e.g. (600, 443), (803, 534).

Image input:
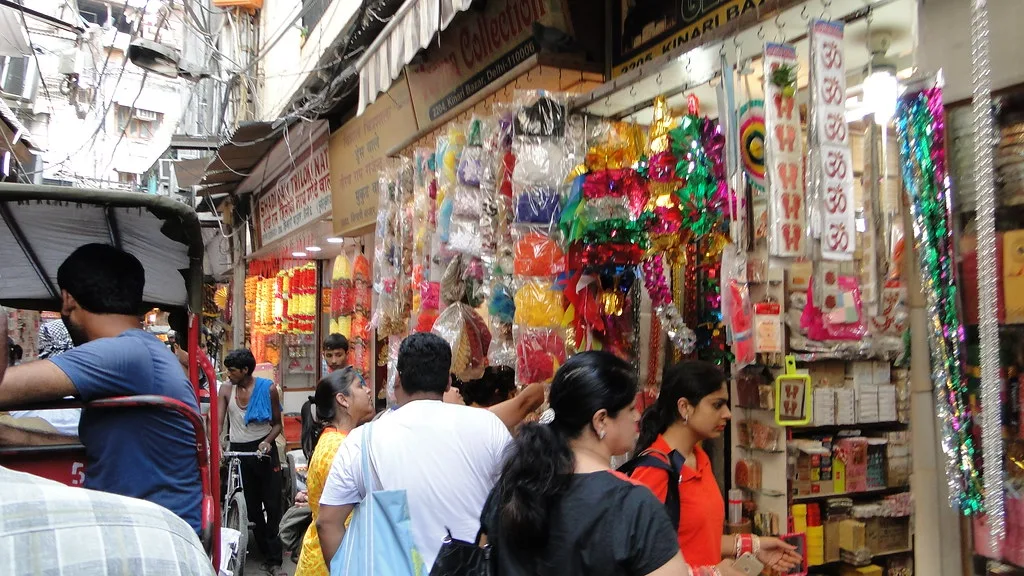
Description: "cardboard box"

(839, 519), (866, 551)
(807, 525), (825, 566)
(1005, 230), (1024, 323)
(810, 361), (847, 389)
(812, 388), (837, 426)
(825, 521), (842, 563)
(857, 385), (880, 423)
(872, 361), (891, 386)
(836, 389), (857, 425)
(878, 385), (898, 422)
(836, 438), (869, 492)
(849, 362), (875, 387)
(864, 516), (911, 554)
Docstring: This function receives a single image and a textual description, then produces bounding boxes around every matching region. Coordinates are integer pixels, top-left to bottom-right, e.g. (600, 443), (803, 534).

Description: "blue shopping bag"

(330, 423), (424, 576)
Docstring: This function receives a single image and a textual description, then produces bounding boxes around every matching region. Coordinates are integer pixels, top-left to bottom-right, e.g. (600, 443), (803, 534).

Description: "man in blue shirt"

(0, 244), (202, 533)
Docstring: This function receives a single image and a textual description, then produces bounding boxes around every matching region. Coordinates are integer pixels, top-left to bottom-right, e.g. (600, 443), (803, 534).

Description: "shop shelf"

(789, 421), (909, 436)
(791, 485), (910, 504)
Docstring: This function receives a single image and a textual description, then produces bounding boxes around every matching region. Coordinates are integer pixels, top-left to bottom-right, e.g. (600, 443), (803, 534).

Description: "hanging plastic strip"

(971, 0), (1006, 548)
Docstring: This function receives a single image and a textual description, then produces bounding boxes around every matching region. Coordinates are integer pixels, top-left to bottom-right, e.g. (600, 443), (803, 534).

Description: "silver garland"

(971, 0), (1005, 547)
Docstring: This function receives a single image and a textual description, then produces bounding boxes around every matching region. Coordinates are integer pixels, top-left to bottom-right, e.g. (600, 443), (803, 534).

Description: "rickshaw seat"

(0, 395), (214, 553)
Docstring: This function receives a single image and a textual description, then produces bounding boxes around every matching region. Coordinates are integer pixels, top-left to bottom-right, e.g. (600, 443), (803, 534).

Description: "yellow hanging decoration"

(648, 95), (677, 154)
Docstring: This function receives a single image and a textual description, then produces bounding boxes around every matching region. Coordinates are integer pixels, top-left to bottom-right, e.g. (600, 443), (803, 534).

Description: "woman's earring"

(682, 415), (689, 425)
(599, 429), (606, 440)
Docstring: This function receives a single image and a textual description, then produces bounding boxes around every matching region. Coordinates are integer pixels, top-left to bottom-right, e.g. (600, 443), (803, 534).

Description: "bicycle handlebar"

(221, 451), (267, 459)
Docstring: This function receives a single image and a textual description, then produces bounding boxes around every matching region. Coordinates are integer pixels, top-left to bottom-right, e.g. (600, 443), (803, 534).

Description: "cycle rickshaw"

(0, 184), (225, 570)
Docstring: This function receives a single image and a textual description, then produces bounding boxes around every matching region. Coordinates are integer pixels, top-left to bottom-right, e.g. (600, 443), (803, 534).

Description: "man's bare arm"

(489, 383), (545, 431)
(0, 421), (78, 446)
(318, 503), (355, 564)
(0, 361), (77, 408)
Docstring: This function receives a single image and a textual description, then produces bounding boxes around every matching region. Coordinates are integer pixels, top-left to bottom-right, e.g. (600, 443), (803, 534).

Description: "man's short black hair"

(57, 244), (145, 315)
(397, 333), (452, 396)
(323, 333), (349, 352)
(224, 348), (256, 376)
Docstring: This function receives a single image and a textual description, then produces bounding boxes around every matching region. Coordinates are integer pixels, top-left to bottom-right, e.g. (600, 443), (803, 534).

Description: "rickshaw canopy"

(0, 183), (204, 312)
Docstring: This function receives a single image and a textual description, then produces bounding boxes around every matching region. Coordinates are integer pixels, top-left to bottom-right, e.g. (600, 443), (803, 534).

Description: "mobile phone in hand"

(733, 553), (764, 575)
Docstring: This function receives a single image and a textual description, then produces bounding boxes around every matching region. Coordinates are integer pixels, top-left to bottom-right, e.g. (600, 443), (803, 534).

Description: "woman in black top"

(481, 351), (693, 576)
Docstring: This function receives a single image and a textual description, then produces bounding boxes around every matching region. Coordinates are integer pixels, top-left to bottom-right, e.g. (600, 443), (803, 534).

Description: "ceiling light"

(863, 68), (898, 126)
(305, 246), (322, 252)
(326, 237), (344, 244)
(291, 251), (307, 258)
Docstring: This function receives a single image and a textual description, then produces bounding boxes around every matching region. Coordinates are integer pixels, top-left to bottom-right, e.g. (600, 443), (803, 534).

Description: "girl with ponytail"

(295, 367), (374, 576)
(630, 362), (801, 574)
(480, 351), (691, 576)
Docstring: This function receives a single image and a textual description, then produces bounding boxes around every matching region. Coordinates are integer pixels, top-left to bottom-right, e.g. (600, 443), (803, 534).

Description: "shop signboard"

(257, 130), (332, 245)
(404, 0), (571, 128)
(612, 0), (767, 77)
(330, 79), (418, 236)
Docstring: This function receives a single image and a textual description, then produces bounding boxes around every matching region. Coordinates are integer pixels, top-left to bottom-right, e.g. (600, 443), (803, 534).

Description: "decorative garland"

(895, 86), (982, 514)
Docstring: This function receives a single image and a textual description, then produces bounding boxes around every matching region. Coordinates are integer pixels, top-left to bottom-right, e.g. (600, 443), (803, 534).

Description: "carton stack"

(792, 441), (835, 497)
(885, 431), (912, 487)
(812, 388), (836, 426)
(792, 504), (808, 534)
(835, 388), (857, 425)
(806, 525), (825, 566)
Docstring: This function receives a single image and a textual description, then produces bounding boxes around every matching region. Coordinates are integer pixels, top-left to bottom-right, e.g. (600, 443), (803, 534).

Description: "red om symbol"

(826, 185), (848, 214)
(822, 78), (843, 105)
(827, 222), (851, 251)
(825, 151), (847, 179)
(825, 113), (847, 142)
(822, 41), (842, 70)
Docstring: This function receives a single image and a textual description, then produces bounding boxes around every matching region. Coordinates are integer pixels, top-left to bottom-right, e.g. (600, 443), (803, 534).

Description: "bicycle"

(221, 450), (267, 576)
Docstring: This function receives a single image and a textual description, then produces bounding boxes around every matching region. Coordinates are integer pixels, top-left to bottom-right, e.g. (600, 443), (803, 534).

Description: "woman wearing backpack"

(481, 351), (731, 575)
(630, 362), (802, 573)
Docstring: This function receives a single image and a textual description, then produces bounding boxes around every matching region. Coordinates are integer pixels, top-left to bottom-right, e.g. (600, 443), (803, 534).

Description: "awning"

(356, 0), (473, 115)
(0, 6), (30, 58)
(0, 97), (42, 163)
(196, 121), (285, 194)
(174, 156), (212, 189)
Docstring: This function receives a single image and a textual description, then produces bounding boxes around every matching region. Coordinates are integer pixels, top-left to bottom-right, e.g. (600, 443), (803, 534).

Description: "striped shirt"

(0, 466), (213, 575)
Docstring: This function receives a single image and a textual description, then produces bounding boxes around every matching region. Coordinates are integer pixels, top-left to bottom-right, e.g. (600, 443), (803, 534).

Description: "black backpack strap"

(630, 450), (684, 530)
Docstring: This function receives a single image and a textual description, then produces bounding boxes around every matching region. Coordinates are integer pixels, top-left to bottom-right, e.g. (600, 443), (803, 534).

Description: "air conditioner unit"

(58, 48), (84, 77)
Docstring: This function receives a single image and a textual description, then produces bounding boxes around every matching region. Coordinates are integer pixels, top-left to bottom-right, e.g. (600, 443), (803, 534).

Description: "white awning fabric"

(357, 0), (473, 115)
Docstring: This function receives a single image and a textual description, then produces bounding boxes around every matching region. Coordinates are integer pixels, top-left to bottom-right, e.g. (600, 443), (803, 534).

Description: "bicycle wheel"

(225, 491), (248, 576)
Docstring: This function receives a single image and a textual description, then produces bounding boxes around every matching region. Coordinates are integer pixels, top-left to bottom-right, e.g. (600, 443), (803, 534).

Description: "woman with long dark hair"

(481, 350), (701, 575)
(631, 362), (801, 573)
(295, 367), (374, 576)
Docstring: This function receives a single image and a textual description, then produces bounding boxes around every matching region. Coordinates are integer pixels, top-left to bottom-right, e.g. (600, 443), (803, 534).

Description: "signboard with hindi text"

(404, 0), (570, 129)
(256, 127), (332, 245)
(330, 78), (418, 236)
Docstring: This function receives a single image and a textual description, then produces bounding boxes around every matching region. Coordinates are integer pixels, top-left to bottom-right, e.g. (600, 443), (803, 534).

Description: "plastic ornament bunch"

(636, 95), (696, 354)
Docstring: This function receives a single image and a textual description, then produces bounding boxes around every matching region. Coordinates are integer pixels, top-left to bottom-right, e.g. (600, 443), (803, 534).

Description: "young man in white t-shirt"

(317, 332), (512, 570)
